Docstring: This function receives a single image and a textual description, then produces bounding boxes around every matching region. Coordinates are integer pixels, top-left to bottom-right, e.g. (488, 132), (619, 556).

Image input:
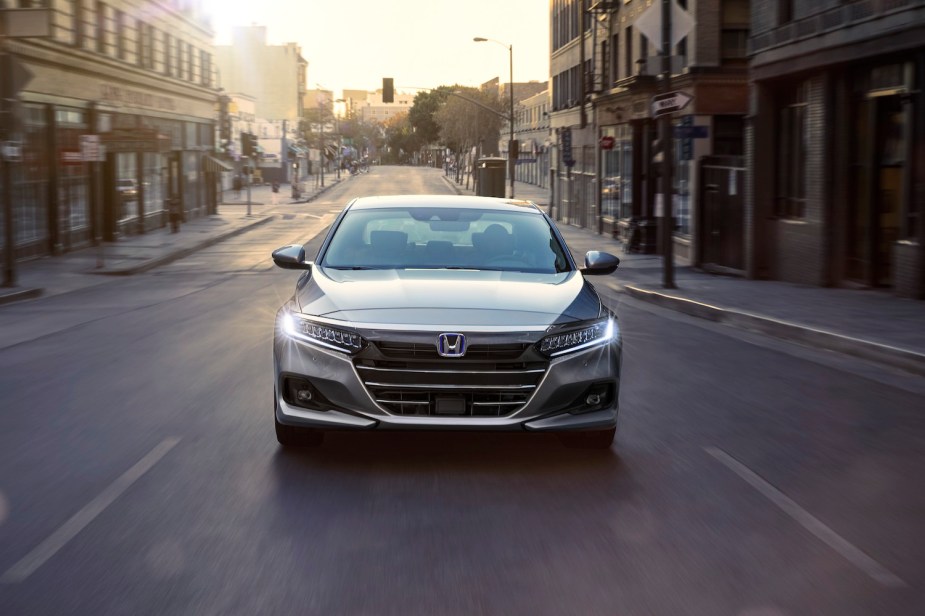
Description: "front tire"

(274, 389), (324, 447)
(557, 427), (615, 450)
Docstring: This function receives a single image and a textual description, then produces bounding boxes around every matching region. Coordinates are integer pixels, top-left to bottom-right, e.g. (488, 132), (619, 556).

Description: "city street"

(0, 167), (923, 615)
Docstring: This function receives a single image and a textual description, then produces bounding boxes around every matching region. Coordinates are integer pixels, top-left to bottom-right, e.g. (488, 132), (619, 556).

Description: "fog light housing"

(569, 381), (615, 414)
(283, 377), (330, 411)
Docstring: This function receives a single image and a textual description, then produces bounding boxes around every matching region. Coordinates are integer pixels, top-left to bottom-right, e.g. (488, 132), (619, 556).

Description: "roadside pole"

(1, 48), (15, 286)
(659, 0), (676, 289)
(246, 162), (252, 216)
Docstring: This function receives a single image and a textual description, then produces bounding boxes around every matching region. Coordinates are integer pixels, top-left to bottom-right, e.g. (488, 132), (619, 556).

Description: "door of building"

(699, 156), (745, 273)
(846, 93), (906, 287)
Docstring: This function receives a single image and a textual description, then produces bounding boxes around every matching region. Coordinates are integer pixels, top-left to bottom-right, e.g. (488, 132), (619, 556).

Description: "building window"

(721, 29), (748, 59)
(624, 26), (633, 78)
(778, 0), (794, 25)
(200, 50), (211, 87)
(51, 0), (77, 46)
(153, 28), (165, 73)
(82, 0), (97, 52)
(611, 33), (619, 83)
(776, 82), (809, 218)
(138, 21), (153, 68)
(600, 39), (609, 91)
(721, 0), (749, 60)
(95, 1), (104, 54)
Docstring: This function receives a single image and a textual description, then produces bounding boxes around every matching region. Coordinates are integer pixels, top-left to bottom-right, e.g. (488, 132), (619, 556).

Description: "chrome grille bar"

(364, 382), (536, 391)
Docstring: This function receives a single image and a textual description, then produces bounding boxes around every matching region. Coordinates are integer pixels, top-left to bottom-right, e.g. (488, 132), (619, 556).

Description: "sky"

(205, 0), (550, 97)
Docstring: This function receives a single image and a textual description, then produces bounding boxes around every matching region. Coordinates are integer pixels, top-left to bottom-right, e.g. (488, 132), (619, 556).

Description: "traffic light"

(218, 95), (231, 143)
(241, 132), (257, 158)
(382, 78), (394, 103)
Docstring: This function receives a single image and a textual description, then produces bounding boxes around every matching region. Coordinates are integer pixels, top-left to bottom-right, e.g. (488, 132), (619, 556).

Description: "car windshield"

(320, 206), (571, 273)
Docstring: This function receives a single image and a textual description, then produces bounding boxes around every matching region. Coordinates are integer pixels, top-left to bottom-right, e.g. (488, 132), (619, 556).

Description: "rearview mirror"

(580, 251), (620, 276)
(272, 245), (312, 270)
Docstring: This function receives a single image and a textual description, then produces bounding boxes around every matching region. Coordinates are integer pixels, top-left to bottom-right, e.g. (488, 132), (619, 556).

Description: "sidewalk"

(0, 177), (339, 306)
(442, 171), (925, 376)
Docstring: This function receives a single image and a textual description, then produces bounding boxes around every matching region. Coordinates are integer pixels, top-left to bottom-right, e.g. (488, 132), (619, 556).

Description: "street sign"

(600, 135), (615, 150)
(651, 91), (693, 118)
(1, 9), (52, 37)
(673, 125), (709, 139)
(635, 0), (696, 51)
(1, 141), (22, 162)
(80, 134), (104, 162)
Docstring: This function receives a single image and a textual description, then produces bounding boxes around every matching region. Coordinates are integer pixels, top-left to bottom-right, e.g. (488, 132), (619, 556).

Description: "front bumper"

(274, 329), (621, 433)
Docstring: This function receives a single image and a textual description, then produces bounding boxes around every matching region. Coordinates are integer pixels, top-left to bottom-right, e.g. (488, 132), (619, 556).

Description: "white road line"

(705, 446), (906, 588)
(1, 437), (181, 584)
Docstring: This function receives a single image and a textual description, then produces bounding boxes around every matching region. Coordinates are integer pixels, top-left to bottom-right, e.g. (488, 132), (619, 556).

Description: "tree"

(433, 86), (504, 155)
(408, 86), (453, 147)
(382, 112), (416, 164)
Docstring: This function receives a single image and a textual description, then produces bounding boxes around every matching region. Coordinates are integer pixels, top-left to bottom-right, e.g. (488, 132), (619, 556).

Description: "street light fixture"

(473, 36), (515, 199)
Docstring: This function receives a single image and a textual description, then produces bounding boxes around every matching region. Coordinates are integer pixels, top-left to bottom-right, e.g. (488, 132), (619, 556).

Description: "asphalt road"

(0, 167), (922, 615)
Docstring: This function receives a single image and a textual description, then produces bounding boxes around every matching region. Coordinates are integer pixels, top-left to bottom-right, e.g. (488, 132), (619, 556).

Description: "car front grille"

(354, 341), (547, 417)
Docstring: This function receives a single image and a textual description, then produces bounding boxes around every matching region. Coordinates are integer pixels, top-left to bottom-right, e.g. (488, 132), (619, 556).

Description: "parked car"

(115, 179), (138, 201)
(272, 195), (622, 449)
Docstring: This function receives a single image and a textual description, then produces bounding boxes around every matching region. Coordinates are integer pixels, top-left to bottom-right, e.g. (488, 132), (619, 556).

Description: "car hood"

(294, 267), (605, 328)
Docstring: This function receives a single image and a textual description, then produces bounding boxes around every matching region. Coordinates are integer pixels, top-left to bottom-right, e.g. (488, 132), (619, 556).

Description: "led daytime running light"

(282, 313), (365, 353)
(539, 319), (615, 357)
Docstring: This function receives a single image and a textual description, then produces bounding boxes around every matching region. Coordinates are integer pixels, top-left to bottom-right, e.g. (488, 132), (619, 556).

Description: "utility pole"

(1, 49), (14, 287)
(659, 0), (676, 288)
(319, 96), (325, 188)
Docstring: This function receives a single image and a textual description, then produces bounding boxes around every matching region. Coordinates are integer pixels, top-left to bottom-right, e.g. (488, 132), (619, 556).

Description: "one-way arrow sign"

(651, 91), (693, 118)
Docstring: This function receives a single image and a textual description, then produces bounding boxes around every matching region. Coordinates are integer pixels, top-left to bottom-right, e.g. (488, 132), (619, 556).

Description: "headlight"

(280, 312), (366, 354)
(537, 318), (617, 357)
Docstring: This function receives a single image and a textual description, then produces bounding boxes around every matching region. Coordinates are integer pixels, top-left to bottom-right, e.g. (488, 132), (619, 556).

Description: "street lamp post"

(473, 37), (515, 199)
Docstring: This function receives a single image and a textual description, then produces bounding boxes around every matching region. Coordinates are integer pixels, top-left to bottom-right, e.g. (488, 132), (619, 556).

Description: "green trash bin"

(477, 157), (507, 198)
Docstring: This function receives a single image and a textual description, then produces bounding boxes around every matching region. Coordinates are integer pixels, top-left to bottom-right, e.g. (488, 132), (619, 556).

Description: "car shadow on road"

(270, 430), (624, 476)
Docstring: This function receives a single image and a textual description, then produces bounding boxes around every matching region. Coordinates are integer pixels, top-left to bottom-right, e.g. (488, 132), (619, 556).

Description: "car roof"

(347, 195), (543, 214)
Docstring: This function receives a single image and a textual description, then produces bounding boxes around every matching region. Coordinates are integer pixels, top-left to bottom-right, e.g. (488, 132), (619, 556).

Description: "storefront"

(5, 39), (217, 262)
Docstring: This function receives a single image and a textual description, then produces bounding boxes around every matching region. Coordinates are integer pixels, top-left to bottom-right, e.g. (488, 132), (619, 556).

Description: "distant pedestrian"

(233, 174), (243, 199)
(271, 181), (280, 205)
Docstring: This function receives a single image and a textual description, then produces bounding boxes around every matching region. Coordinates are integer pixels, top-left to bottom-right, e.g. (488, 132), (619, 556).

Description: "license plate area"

(434, 395), (466, 415)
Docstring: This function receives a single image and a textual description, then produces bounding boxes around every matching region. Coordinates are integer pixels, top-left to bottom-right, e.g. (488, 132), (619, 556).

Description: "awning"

(288, 144), (306, 156)
(202, 155), (233, 172)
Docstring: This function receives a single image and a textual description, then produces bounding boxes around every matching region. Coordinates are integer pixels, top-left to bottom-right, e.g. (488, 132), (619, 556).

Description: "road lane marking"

(1, 437), (181, 584)
(705, 446), (906, 588)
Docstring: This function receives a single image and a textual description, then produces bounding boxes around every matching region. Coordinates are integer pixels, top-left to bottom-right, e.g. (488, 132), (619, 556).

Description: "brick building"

(551, 0), (749, 269)
(1, 0), (219, 260)
(748, 0), (925, 298)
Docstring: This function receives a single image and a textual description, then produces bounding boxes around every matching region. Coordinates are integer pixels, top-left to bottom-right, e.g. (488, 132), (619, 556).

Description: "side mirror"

(580, 251), (620, 276)
(272, 245), (312, 270)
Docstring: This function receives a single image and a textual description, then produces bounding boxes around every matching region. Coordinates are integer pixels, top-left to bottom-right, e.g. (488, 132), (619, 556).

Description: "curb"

(623, 285), (925, 376)
(0, 287), (43, 306)
(93, 215), (275, 276)
(441, 175), (463, 196)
